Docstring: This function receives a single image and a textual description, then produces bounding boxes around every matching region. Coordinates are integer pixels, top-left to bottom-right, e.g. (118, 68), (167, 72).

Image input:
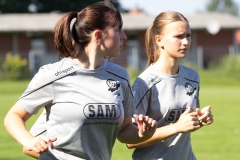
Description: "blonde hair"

(145, 11), (189, 67)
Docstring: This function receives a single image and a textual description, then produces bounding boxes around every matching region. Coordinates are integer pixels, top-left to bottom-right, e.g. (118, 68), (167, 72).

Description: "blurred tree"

(0, 0), (125, 13)
(206, 0), (239, 16)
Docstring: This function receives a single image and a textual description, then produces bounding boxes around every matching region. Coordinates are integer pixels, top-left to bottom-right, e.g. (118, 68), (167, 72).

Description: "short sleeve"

(122, 79), (134, 117)
(18, 66), (53, 114)
(132, 78), (150, 115)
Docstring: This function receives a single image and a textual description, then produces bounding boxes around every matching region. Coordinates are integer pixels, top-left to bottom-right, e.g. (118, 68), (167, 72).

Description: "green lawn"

(0, 71), (240, 160)
(191, 86), (240, 160)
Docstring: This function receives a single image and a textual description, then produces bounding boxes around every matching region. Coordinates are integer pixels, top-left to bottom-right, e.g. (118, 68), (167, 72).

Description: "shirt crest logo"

(185, 83), (196, 96)
(106, 79), (120, 92)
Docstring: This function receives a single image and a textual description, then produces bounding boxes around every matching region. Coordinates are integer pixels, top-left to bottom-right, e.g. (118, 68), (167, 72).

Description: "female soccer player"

(4, 2), (156, 160)
(127, 11), (213, 160)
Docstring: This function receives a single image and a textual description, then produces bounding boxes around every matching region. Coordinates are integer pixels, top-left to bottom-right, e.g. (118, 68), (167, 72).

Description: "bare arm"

(22, 109), (47, 158)
(4, 102), (56, 154)
(127, 107), (201, 148)
(4, 102), (35, 147)
(117, 115), (156, 144)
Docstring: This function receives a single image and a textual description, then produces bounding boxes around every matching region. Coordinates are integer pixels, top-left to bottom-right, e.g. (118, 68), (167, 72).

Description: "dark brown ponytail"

(54, 12), (77, 58)
(53, 2), (122, 58)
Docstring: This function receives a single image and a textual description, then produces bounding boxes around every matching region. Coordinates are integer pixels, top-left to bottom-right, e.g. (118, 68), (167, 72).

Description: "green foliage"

(206, 0), (239, 16)
(1, 52), (28, 80)
(219, 54), (240, 76)
(0, 0), (122, 13)
(207, 54), (240, 80)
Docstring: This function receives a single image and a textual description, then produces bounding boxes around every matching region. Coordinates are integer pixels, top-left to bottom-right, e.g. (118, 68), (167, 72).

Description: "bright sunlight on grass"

(0, 69), (240, 160)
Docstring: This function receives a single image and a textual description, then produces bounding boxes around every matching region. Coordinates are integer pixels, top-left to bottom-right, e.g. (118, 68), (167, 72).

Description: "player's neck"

(153, 58), (179, 75)
(74, 49), (103, 70)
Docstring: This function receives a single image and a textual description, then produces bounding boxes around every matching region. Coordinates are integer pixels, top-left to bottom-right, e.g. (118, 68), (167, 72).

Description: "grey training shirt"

(18, 58), (134, 160)
(132, 64), (200, 160)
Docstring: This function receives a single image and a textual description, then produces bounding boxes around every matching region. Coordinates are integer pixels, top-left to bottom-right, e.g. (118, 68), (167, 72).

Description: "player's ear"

(155, 35), (163, 48)
(93, 30), (102, 44)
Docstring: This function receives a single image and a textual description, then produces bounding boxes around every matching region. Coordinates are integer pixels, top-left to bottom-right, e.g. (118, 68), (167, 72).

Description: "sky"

(118, 0), (240, 16)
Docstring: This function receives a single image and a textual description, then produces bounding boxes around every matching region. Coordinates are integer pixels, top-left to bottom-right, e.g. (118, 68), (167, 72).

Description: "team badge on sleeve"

(106, 79), (120, 92)
(185, 83), (196, 96)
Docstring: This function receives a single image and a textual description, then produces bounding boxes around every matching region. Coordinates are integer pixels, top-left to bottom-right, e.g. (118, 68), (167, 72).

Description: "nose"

(121, 30), (127, 41)
(182, 37), (191, 46)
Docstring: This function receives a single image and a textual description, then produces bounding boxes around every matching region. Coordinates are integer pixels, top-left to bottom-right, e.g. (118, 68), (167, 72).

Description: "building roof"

(186, 12), (240, 30)
(0, 12), (240, 33)
(121, 12), (154, 30)
(0, 13), (61, 32)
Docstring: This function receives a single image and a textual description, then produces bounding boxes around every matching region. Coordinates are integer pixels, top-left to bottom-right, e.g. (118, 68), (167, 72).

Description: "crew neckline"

(67, 57), (106, 72)
(150, 64), (181, 78)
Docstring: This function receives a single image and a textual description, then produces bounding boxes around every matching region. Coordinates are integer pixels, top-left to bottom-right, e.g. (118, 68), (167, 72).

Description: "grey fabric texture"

(18, 58), (134, 160)
(132, 64), (199, 160)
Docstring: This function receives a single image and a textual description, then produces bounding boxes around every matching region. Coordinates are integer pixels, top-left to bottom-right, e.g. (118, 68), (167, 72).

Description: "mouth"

(180, 48), (188, 52)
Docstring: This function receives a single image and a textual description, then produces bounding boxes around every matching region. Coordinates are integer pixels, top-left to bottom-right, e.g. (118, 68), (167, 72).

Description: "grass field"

(0, 70), (240, 160)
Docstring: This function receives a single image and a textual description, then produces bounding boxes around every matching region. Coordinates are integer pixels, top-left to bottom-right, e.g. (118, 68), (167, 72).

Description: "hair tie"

(70, 17), (77, 34)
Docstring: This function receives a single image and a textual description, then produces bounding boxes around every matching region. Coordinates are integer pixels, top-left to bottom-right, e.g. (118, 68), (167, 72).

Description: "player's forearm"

(126, 124), (178, 148)
(4, 111), (34, 148)
(117, 124), (150, 144)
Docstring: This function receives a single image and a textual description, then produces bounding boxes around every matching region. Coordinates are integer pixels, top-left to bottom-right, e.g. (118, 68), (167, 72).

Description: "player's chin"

(179, 52), (188, 58)
(176, 54), (187, 59)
